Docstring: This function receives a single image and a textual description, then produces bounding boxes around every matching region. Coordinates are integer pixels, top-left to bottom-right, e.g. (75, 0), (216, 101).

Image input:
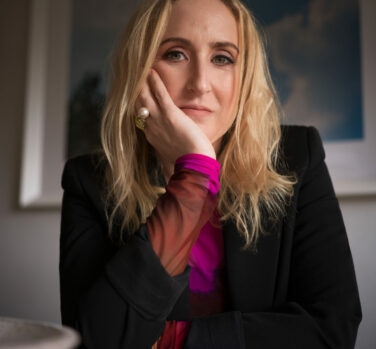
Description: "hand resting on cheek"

(135, 69), (216, 166)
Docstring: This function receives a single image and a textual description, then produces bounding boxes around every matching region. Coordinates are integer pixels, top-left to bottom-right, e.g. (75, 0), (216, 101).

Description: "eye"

(212, 55), (234, 65)
(163, 50), (187, 61)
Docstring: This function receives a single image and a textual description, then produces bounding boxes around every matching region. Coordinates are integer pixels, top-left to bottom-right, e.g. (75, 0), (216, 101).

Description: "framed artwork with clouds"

(247, 0), (363, 142)
(20, 0), (376, 207)
(244, 0), (376, 195)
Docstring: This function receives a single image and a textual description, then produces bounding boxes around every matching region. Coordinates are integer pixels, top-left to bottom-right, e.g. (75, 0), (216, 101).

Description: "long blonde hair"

(100, 0), (295, 251)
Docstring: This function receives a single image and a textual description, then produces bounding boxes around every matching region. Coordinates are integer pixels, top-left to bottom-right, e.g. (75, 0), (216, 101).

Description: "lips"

(179, 104), (212, 112)
(179, 104), (213, 116)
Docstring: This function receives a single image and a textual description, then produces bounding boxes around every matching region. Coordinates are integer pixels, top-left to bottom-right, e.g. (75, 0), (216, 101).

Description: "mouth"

(179, 105), (212, 116)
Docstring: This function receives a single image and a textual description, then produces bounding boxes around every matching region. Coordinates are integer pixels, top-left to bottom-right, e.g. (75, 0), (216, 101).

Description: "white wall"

(341, 198), (376, 349)
(0, 1), (375, 348)
(0, 1), (61, 323)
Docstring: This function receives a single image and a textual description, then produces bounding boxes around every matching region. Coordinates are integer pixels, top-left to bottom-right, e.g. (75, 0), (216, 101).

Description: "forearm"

(60, 154), (220, 348)
(60, 156), (191, 348)
(147, 154), (220, 276)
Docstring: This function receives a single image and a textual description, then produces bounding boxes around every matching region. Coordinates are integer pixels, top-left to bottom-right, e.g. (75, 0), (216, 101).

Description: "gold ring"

(135, 116), (145, 130)
(135, 107), (150, 130)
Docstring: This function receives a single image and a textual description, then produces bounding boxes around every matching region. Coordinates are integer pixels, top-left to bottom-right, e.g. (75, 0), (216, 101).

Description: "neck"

(156, 153), (174, 184)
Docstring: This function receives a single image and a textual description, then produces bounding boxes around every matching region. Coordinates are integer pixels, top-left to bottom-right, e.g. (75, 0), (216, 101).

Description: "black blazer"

(60, 126), (362, 349)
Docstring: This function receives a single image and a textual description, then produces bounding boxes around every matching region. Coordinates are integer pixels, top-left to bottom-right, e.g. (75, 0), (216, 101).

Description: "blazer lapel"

(223, 218), (283, 312)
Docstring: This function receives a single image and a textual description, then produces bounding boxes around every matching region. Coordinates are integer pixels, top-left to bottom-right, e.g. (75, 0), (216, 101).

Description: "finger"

(149, 69), (176, 114)
(135, 78), (159, 118)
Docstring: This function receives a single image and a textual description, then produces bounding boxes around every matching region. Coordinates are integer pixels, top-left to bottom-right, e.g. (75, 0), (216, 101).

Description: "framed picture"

(20, 0), (71, 207)
(245, 0), (376, 196)
(19, 0), (376, 208)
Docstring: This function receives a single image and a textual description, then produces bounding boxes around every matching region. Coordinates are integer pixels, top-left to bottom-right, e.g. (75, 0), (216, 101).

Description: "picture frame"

(20, 0), (71, 207)
(306, 0), (376, 197)
(19, 0), (376, 208)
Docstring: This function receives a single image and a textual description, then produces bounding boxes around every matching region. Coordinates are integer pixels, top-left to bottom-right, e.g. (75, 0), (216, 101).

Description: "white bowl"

(0, 317), (80, 349)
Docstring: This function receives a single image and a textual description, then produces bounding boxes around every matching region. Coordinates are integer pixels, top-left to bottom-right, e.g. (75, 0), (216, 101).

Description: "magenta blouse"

(148, 154), (225, 348)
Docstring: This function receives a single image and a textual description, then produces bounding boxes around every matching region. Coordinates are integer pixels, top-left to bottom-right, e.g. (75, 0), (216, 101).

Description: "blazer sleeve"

(183, 127), (362, 349)
(60, 158), (190, 349)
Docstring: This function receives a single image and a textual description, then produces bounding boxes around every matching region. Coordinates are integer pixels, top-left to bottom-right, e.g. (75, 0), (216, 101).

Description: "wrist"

(174, 154), (221, 194)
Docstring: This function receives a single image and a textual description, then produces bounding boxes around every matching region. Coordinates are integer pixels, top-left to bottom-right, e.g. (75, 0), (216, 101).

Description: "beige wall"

(0, 1), (375, 348)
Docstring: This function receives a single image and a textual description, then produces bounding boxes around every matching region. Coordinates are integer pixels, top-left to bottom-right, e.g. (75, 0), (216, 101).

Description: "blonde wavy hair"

(100, 0), (296, 251)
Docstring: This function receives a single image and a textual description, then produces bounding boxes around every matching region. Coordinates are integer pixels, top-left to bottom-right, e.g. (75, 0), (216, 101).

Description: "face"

(153, 0), (240, 153)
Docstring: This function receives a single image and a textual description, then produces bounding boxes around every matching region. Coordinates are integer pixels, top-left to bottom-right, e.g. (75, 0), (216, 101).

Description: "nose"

(185, 57), (211, 95)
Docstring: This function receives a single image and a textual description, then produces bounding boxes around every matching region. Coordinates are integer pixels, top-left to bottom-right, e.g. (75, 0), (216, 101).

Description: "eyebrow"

(160, 37), (239, 54)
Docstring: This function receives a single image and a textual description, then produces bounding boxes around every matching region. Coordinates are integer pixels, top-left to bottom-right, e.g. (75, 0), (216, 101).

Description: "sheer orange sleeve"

(147, 167), (218, 277)
(147, 153), (220, 278)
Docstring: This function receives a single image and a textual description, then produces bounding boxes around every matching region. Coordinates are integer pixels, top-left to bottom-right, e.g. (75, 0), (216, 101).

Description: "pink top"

(149, 154), (225, 348)
(175, 154), (220, 194)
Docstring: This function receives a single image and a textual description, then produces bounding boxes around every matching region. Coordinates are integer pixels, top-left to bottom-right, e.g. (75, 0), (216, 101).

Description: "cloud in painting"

(265, 0), (362, 140)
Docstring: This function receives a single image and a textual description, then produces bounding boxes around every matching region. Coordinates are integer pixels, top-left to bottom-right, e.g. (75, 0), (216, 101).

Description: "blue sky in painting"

(244, 0), (363, 141)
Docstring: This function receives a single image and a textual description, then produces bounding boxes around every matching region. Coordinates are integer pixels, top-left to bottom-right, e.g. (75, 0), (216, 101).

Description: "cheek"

(152, 64), (184, 101)
(214, 72), (239, 139)
(217, 73), (238, 112)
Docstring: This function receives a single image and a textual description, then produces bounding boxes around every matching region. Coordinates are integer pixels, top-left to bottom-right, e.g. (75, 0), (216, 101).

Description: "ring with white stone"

(138, 107), (150, 120)
(135, 107), (150, 130)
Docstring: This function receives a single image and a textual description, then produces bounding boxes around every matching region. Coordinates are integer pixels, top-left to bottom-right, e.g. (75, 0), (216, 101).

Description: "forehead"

(164, 0), (238, 44)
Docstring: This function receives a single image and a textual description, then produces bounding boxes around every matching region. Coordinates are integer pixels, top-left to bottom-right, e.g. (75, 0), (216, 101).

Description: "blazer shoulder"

(280, 125), (326, 174)
(61, 152), (107, 212)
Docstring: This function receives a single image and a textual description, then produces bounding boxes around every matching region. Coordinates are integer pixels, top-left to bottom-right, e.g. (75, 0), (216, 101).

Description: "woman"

(60, 0), (362, 348)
